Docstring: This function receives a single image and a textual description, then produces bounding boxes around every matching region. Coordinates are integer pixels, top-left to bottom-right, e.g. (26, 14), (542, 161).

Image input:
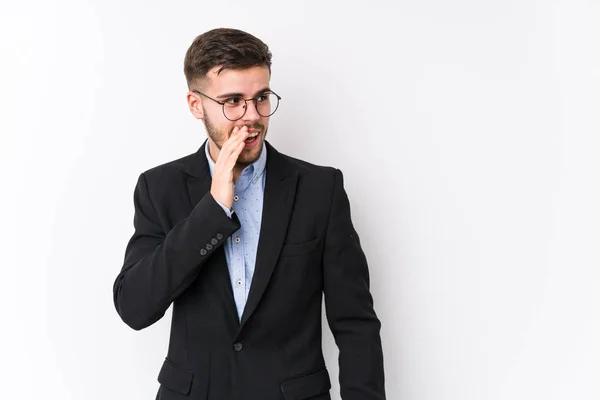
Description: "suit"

(113, 140), (386, 399)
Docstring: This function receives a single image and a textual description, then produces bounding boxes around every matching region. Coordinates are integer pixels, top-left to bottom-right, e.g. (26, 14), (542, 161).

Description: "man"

(113, 28), (385, 400)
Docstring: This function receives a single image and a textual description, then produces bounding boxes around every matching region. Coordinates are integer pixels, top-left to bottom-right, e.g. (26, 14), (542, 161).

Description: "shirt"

(205, 140), (267, 320)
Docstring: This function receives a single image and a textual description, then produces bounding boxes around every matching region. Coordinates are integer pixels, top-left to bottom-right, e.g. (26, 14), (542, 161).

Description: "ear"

(187, 91), (204, 120)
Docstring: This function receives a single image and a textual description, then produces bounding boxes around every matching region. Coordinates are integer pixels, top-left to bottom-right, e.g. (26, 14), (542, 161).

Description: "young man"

(113, 28), (386, 400)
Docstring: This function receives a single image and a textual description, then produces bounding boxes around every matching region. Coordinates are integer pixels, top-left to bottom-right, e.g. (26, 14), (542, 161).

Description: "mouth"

(244, 131), (261, 148)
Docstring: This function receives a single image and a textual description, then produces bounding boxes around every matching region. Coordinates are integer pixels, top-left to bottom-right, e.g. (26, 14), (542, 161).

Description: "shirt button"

(216, 233), (224, 240)
(233, 342), (243, 352)
(234, 195), (240, 201)
(236, 279), (242, 286)
(235, 237), (241, 243)
(211, 238), (218, 245)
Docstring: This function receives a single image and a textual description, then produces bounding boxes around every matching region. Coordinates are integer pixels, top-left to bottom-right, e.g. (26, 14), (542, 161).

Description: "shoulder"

(271, 144), (339, 181)
(271, 145), (345, 199)
(285, 153), (335, 174)
(140, 150), (204, 183)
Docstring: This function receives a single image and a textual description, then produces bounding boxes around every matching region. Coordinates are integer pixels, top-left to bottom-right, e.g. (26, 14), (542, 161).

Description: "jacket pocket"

(280, 238), (320, 257)
(280, 367), (331, 400)
(157, 358), (193, 395)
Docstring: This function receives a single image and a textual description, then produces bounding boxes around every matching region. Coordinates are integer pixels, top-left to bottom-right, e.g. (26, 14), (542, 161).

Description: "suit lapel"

(179, 140), (299, 332)
(183, 141), (239, 326)
(239, 141), (298, 330)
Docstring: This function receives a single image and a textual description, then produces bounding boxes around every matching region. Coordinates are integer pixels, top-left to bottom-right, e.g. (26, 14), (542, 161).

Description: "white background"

(1, 0), (599, 399)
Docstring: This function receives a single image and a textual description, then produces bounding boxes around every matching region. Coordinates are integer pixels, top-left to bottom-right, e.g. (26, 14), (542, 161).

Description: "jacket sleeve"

(113, 172), (240, 330)
(323, 169), (386, 399)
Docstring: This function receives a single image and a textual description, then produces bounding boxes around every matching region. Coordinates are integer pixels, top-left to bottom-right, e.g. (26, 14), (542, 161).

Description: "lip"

(244, 133), (260, 148)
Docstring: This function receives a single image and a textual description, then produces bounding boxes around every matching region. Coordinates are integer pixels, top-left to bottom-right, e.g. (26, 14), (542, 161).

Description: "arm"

(323, 169), (386, 399)
(112, 172), (240, 330)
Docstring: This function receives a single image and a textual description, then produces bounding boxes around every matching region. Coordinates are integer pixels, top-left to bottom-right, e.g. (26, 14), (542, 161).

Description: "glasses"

(192, 89), (281, 121)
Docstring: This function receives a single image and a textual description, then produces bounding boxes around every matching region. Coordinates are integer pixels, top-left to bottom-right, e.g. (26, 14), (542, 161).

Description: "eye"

(225, 96), (243, 105)
(257, 93), (269, 102)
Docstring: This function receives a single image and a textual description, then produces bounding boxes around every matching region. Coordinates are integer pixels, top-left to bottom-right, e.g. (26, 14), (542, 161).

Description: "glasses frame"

(192, 89), (282, 121)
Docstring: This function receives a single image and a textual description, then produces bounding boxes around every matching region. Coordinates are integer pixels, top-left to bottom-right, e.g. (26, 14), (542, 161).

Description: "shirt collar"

(205, 139), (267, 190)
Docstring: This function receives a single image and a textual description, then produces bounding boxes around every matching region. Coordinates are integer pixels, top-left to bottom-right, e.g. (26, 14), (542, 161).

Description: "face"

(187, 65), (272, 167)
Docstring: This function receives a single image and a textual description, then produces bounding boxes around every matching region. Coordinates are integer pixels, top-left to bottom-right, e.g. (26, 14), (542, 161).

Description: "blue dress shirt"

(205, 141), (267, 320)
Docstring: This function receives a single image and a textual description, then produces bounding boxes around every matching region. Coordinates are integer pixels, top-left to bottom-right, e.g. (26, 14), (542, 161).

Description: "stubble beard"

(204, 110), (267, 166)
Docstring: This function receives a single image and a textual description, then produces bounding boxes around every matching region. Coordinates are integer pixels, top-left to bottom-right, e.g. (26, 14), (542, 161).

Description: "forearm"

(113, 175), (240, 330)
(326, 292), (385, 399)
(324, 245), (385, 399)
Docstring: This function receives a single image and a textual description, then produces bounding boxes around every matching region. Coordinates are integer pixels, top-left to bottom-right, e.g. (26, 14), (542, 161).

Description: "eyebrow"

(216, 87), (271, 99)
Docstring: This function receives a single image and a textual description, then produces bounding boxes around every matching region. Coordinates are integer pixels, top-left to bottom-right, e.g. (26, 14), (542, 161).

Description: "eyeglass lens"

(223, 93), (279, 120)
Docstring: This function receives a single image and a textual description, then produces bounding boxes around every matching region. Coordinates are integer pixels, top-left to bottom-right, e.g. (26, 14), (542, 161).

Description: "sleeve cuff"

(214, 198), (234, 218)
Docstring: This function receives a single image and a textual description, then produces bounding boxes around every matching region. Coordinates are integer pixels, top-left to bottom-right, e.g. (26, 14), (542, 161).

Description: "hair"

(184, 28), (272, 89)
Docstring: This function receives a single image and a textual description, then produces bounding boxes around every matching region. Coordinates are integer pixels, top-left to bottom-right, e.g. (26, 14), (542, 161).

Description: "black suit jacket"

(113, 140), (385, 400)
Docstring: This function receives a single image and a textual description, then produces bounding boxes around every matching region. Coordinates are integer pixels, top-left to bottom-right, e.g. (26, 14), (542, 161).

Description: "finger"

(221, 126), (239, 150)
(228, 138), (246, 160)
(220, 128), (245, 155)
(216, 127), (241, 163)
(221, 126), (247, 154)
(234, 126), (249, 143)
(224, 141), (245, 170)
(219, 127), (248, 163)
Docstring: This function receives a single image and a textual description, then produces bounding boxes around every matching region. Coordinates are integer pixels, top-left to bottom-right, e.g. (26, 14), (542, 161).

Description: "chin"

(240, 139), (264, 163)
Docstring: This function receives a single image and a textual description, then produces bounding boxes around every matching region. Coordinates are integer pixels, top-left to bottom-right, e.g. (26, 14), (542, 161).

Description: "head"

(185, 28), (275, 167)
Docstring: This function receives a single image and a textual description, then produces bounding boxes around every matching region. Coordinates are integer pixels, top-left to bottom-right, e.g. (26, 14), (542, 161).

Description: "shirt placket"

(231, 170), (252, 319)
(232, 235), (245, 319)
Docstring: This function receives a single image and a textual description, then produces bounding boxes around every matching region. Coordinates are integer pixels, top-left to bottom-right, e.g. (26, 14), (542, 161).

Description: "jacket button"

(200, 248), (207, 256)
(216, 233), (224, 240)
(233, 342), (243, 352)
(211, 238), (218, 245)
(206, 243), (213, 250)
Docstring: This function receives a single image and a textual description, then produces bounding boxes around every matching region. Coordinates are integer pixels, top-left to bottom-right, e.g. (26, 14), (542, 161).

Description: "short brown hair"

(184, 28), (272, 89)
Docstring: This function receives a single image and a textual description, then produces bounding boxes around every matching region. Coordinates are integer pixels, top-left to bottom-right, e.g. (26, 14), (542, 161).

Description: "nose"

(241, 99), (261, 122)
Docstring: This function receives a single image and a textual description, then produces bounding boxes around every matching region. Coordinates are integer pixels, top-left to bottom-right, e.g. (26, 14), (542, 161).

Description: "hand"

(210, 126), (249, 209)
